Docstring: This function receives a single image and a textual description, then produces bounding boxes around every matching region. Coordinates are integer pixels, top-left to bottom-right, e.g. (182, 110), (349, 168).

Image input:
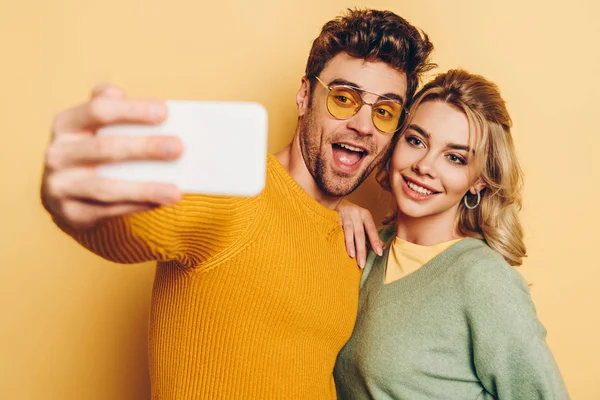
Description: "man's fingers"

(48, 168), (182, 205)
(45, 134), (183, 170)
(352, 214), (367, 269)
(53, 97), (167, 134)
(362, 211), (383, 256)
(342, 218), (356, 259)
(91, 84), (126, 99)
(60, 199), (156, 231)
(102, 202), (156, 218)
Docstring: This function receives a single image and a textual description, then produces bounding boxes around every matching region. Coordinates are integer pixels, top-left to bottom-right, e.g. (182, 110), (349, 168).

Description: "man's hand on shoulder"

(336, 199), (384, 269)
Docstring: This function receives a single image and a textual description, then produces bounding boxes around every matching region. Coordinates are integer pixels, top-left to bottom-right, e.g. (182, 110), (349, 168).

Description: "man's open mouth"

(332, 143), (367, 166)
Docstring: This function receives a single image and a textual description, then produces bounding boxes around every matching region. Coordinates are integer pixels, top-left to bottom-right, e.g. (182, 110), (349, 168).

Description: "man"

(41, 9), (434, 399)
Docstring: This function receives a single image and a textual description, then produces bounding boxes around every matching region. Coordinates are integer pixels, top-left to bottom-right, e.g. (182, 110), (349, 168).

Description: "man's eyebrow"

(328, 78), (406, 105)
(407, 123), (471, 152)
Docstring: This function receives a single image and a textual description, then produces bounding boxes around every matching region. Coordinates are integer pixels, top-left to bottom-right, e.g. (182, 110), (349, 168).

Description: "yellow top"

(385, 236), (463, 283)
(60, 154), (361, 399)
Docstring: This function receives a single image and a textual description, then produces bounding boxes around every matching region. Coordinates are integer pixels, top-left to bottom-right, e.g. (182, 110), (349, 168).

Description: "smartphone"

(97, 100), (268, 197)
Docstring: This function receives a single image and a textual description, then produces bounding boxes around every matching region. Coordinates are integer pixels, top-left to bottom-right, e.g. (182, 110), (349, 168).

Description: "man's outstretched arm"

(42, 84), (250, 266)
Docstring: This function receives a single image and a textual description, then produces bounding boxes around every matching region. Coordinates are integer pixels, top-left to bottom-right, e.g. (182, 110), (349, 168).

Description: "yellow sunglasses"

(314, 75), (408, 134)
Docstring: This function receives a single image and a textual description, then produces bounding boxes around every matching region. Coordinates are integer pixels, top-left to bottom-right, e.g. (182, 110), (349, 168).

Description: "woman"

(334, 69), (569, 399)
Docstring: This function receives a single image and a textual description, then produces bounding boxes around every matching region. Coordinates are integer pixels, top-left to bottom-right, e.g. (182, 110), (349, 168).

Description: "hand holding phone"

(97, 100), (268, 197)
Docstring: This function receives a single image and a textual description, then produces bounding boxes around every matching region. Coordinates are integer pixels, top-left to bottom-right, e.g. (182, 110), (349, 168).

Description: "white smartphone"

(97, 100), (268, 197)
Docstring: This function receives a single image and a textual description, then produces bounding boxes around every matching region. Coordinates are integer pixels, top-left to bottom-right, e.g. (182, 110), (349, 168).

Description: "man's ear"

(470, 178), (486, 194)
(296, 76), (310, 117)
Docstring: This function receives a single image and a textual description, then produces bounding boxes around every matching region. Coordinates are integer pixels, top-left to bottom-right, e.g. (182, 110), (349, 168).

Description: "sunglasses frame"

(313, 75), (409, 134)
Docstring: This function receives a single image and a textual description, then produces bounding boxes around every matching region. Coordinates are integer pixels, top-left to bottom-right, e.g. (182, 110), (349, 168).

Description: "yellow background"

(1, 0), (598, 398)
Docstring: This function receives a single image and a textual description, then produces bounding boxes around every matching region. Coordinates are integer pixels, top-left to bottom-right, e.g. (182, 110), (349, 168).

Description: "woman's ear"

(296, 76), (310, 117)
(470, 178), (486, 195)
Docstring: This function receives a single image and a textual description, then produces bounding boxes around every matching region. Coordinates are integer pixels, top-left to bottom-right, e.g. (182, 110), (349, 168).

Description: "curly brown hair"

(305, 8), (436, 107)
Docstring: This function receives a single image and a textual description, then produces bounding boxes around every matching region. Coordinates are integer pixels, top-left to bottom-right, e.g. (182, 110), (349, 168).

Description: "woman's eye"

(406, 136), (424, 147)
(447, 154), (466, 165)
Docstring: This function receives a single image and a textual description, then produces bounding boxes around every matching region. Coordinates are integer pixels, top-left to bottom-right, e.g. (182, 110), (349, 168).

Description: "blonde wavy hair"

(376, 69), (527, 266)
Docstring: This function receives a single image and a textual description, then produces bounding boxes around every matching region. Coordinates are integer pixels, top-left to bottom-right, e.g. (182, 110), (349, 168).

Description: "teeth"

(339, 143), (364, 153)
(407, 181), (434, 195)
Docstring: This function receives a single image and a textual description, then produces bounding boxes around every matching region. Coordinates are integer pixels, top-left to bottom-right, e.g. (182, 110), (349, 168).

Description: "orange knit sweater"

(64, 154), (361, 399)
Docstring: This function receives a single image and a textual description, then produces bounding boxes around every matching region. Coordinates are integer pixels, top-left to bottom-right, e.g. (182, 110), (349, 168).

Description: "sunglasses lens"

(372, 101), (403, 134)
(325, 85), (404, 134)
(327, 87), (363, 119)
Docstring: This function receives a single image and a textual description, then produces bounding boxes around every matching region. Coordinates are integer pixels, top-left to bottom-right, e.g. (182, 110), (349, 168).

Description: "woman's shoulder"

(451, 238), (531, 301)
(451, 240), (546, 344)
(446, 239), (524, 288)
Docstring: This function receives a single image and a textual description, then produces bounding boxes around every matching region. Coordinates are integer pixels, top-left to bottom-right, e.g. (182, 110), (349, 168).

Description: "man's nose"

(347, 104), (376, 136)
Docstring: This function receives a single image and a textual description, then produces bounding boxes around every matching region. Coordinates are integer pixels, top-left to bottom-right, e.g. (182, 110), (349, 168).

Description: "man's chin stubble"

(317, 165), (369, 197)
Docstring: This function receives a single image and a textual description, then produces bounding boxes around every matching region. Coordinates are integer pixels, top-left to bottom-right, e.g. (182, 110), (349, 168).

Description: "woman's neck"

(395, 211), (462, 246)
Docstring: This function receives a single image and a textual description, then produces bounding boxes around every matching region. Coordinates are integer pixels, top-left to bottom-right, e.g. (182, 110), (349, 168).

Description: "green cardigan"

(334, 226), (569, 399)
